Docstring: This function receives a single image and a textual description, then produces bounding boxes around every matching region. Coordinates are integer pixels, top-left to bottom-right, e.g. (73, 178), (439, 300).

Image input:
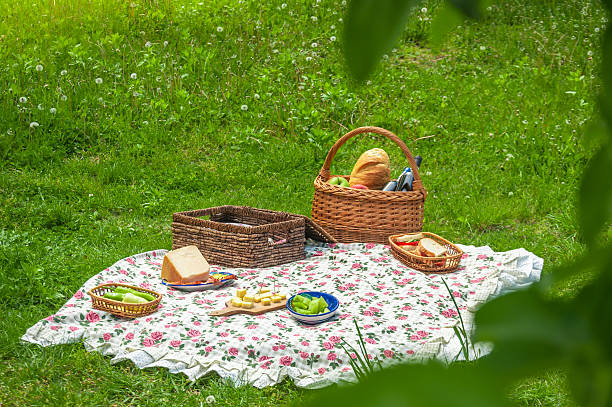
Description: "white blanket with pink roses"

(22, 241), (542, 389)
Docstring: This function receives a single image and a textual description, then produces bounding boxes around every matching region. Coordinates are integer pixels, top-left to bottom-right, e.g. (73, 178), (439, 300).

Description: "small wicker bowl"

(88, 283), (162, 318)
(388, 232), (464, 274)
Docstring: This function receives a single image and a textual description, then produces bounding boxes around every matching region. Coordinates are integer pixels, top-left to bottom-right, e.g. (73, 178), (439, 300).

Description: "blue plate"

(286, 291), (339, 325)
(161, 272), (236, 292)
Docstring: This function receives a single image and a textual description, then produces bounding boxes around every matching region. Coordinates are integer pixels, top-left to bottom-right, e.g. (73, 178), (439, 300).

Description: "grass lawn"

(0, 0), (605, 405)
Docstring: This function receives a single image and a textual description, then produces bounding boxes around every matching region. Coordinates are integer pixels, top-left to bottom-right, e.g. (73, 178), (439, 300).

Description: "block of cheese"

(253, 294), (262, 303)
(236, 288), (247, 298)
(261, 298), (271, 306)
(243, 295), (254, 303)
(271, 295), (282, 303)
(242, 301), (254, 309)
(231, 297), (244, 307)
(161, 245), (210, 284)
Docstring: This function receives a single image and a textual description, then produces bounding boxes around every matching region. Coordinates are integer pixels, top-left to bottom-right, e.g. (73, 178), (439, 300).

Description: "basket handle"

(319, 126), (426, 195)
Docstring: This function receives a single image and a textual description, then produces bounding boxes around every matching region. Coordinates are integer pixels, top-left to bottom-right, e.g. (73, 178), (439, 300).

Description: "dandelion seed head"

(60, 70), (67, 76)
(306, 56), (312, 62)
(241, 104), (248, 111)
(61, 95), (68, 101)
(35, 64), (43, 72)
(95, 77), (103, 84)
(311, 42), (318, 48)
(130, 73), (137, 79)
(30, 121), (39, 128)
(19, 96), (27, 103)
(281, 3), (287, 8)
(50, 107), (57, 114)
(217, 26), (223, 32)
(311, 16), (318, 22)
(206, 395), (216, 404)
(421, 7), (427, 13)
(37, 104), (43, 110)
(588, 50), (593, 56)
(145, 41), (152, 47)
(254, 93), (260, 99)
(164, 41), (169, 47)
(330, 36), (336, 42)
(480, 45), (486, 51)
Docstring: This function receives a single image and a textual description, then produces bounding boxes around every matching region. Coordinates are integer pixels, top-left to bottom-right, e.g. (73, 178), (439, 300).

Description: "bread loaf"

(417, 238), (447, 257)
(349, 148), (390, 190)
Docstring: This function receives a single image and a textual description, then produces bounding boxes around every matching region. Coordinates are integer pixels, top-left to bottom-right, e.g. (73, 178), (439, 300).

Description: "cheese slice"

(161, 245), (210, 284)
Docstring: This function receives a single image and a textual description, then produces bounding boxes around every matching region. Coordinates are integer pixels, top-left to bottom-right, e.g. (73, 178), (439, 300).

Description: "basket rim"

(314, 174), (427, 201)
(388, 232), (464, 260)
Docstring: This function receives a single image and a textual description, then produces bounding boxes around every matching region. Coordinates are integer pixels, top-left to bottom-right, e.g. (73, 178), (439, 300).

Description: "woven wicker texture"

(172, 206), (308, 268)
(388, 232), (463, 274)
(88, 283), (162, 318)
(311, 126), (427, 244)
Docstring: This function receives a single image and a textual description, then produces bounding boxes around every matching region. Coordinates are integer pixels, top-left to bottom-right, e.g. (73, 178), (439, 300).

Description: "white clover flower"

(206, 395), (216, 404)
(421, 7), (427, 13)
(30, 121), (39, 128)
(254, 93), (260, 99)
(61, 95), (68, 101)
(217, 26), (223, 32)
(164, 40), (169, 47)
(330, 36), (336, 42)
(95, 77), (103, 84)
(338, 17), (343, 22)
(281, 3), (287, 8)
(98, 97), (104, 103)
(241, 104), (248, 111)
(38, 104), (44, 110)
(143, 120), (149, 125)
(311, 16), (318, 22)
(588, 50), (593, 56)
(480, 45), (486, 51)
(305, 56), (312, 61)
(331, 25), (335, 30)
(311, 42), (318, 48)
(19, 96), (27, 103)
(341, 0), (346, 5)
(50, 107), (57, 114)
(145, 41), (152, 47)
(508, 191), (514, 197)
(130, 73), (137, 79)
(595, 27), (600, 32)
(36, 64), (44, 72)
(60, 70), (67, 76)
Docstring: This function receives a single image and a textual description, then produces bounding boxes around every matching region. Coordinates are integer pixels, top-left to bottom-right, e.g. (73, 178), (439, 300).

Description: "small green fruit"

(329, 177), (349, 187)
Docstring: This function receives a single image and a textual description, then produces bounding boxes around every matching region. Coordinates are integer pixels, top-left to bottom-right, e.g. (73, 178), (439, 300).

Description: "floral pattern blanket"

(22, 241), (542, 388)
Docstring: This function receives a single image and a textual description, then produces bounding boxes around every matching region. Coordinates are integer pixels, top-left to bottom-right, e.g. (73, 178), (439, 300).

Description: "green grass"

(0, 0), (605, 405)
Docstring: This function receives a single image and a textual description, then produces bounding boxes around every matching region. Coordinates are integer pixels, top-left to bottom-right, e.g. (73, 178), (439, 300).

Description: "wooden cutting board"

(209, 298), (288, 316)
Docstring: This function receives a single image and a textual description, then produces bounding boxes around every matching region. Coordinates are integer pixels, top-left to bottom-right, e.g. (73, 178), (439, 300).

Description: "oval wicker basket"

(311, 126), (427, 244)
(88, 283), (162, 318)
(388, 232), (463, 274)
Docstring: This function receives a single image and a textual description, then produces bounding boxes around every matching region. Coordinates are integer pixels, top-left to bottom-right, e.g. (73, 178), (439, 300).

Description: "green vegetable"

(131, 291), (155, 302)
(112, 286), (155, 302)
(104, 292), (124, 301)
(122, 293), (148, 304)
(318, 297), (329, 313)
(323, 308), (330, 313)
(113, 286), (131, 294)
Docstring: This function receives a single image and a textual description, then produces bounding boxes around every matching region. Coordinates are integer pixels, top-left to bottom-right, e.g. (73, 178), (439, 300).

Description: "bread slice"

(417, 238), (447, 257)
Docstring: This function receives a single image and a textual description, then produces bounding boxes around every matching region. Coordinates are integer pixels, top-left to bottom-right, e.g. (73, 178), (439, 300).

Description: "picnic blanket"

(22, 241), (542, 389)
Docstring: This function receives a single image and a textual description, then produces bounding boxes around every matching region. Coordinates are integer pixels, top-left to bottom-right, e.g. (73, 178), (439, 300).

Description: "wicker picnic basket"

(88, 283), (162, 318)
(388, 232), (463, 274)
(311, 126), (427, 244)
(172, 206), (334, 268)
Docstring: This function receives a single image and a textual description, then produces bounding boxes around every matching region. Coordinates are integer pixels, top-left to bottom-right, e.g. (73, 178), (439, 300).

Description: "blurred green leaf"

(344, 0), (418, 82)
(447, 0), (480, 18)
(303, 361), (511, 407)
(579, 144), (612, 246)
(429, 3), (464, 51)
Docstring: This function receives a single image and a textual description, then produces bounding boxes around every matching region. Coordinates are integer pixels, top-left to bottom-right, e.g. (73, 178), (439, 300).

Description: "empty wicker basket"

(172, 206), (334, 268)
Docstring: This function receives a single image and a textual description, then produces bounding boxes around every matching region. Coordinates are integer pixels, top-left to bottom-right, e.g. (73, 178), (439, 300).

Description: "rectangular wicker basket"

(172, 206), (334, 268)
(311, 126), (427, 244)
